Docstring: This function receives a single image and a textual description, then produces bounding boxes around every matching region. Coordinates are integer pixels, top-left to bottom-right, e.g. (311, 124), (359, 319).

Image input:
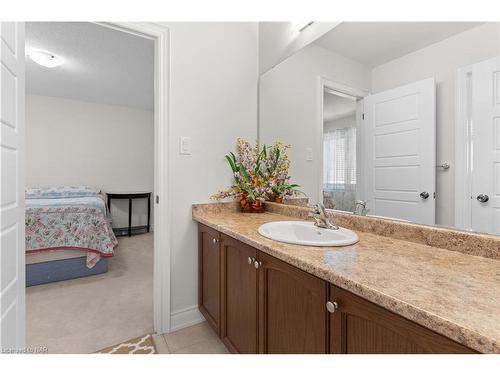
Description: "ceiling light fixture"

(293, 22), (314, 33)
(26, 50), (64, 68)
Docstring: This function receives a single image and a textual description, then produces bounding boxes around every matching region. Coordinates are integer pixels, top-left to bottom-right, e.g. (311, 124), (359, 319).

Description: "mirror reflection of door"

(322, 89), (358, 212)
(362, 78), (436, 225)
(456, 56), (500, 235)
(471, 57), (500, 235)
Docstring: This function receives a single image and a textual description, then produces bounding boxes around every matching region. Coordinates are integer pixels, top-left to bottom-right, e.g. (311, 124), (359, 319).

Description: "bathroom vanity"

(189, 22), (500, 354)
(194, 203), (500, 354)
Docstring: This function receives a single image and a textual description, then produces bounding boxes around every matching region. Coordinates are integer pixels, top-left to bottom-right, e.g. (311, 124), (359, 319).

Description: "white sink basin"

(257, 221), (359, 247)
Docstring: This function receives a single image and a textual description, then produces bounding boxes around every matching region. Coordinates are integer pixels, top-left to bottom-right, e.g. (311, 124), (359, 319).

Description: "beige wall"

(324, 114), (356, 132)
(371, 23), (500, 226)
(26, 94), (154, 228)
(159, 22), (259, 328)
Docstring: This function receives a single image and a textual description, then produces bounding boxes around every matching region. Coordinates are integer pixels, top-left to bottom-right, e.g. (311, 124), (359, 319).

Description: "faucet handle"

(355, 200), (366, 207)
(354, 200), (369, 215)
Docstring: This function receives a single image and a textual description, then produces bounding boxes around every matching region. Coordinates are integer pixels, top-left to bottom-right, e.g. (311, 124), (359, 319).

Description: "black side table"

(107, 192), (151, 237)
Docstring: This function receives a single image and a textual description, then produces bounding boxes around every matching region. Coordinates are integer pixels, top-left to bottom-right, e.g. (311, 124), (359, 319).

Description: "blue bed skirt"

(26, 256), (108, 287)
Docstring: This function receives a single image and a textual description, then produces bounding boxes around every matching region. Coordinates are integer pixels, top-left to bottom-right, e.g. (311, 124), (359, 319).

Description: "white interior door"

(471, 56), (500, 235)
(0, 22), (25, 351)
(363, 78), (436, 224)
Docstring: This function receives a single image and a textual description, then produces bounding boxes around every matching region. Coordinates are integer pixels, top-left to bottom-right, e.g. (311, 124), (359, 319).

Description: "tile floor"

(152, 322), (229, 354)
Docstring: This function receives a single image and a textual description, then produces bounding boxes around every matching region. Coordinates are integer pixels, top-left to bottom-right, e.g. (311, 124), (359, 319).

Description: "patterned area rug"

(96, 334), (157, 354)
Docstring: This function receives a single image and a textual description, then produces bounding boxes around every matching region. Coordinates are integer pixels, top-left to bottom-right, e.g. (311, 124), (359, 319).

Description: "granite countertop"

(192, 205), (500, 353)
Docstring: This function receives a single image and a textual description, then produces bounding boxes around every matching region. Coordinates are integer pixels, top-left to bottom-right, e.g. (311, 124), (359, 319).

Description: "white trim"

(170, 306), (205, 333)
(95, 22), (156, 41)
(317, 76), (368, 205)
(101, 22), (171, 334)
(355, 99), (366, 204)
(455, 64), (473, 231)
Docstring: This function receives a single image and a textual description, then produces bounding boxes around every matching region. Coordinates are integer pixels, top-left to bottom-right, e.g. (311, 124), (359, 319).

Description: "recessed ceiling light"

(27, 50), (64, 68)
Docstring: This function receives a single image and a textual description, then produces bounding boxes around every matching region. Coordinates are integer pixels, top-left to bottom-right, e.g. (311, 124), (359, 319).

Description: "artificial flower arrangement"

(211, 138), (303, 212)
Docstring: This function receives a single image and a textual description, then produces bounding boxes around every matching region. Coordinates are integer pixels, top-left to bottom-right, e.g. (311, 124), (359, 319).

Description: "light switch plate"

(306, 147), (313, 161)
(180, 136), (191, 155)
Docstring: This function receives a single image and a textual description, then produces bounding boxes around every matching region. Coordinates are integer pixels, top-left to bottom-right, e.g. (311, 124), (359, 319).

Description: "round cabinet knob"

(326, 301), (339, 313)
(247, 257), (253, 265)
(477, 194), (489, 203)
(212, 238), (218, 244)
(419, 191), (430, 199)
(254, 260), (260, 269)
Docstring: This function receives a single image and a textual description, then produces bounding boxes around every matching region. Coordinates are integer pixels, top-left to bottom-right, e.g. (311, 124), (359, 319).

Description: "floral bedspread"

(25, 204), (118, 268)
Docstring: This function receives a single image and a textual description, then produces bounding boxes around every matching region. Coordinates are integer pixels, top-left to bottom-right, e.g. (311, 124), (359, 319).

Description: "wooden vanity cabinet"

(198, 224), (477, 354)
(200, 227), (327, 354)
(328, 285), (477, 354)
(258, 251), (328, 353)
(220, 234), (259, 353)
(198, 224), (222, 335)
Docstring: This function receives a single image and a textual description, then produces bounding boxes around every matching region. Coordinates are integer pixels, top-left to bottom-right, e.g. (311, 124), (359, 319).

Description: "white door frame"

(455, 64), (474, 231)
(316, 76), (368, 207)
(97, 22), (171, 334)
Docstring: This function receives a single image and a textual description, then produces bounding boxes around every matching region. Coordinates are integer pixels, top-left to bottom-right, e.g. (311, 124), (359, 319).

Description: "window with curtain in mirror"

(323, 127), (356, 212)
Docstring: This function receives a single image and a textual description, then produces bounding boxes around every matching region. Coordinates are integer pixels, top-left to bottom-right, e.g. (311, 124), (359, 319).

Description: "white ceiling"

(323, 91), (356, 122)
(26, 22), (154, 110)
(314, 22), (485, 68)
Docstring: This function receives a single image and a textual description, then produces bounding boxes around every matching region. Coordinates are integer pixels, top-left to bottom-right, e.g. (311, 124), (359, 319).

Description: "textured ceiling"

(26, 22), (154, 110)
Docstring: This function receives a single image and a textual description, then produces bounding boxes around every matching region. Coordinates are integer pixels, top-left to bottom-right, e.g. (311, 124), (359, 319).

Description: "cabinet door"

(258, 252), (328, 353)
(221, 235), (258, 353)
(198, 224), (221, 335)
(329, 285), (476, 354)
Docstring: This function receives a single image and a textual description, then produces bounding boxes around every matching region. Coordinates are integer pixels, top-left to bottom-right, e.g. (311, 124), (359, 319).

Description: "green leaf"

(229, 152), (238, 166)
(247, 190), (256, 201)
(225, 155), (237, 173)
(239, 164), (252, 183)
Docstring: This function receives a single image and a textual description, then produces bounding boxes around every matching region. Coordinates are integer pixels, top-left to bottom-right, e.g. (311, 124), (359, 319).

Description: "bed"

(25, 186), (118, 286)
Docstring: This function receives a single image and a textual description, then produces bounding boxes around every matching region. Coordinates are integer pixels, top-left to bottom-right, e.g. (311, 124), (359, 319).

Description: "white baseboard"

(170, 305), (205, 332)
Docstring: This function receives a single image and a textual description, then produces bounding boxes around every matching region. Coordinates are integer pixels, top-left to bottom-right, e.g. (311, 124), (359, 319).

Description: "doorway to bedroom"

(24, 22), (156, 353)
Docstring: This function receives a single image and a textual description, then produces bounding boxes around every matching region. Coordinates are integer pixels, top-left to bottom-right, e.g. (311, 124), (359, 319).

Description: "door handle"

(419, 191), (430, 199)
(477, 194), (489, 203)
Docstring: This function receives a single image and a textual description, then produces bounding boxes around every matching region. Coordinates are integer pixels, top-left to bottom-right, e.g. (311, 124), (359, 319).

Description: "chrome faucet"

(309, 202), (339, 230)
(354, 200), (369, 216)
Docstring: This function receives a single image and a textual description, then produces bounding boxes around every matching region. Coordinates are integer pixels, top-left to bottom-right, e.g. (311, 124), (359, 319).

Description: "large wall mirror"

(259, 22), (500, 235)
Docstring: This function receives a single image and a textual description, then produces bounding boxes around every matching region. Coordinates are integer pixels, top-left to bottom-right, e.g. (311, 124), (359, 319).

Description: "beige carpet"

(96, 334), (157, 354)
(26, 233), (153, 354)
